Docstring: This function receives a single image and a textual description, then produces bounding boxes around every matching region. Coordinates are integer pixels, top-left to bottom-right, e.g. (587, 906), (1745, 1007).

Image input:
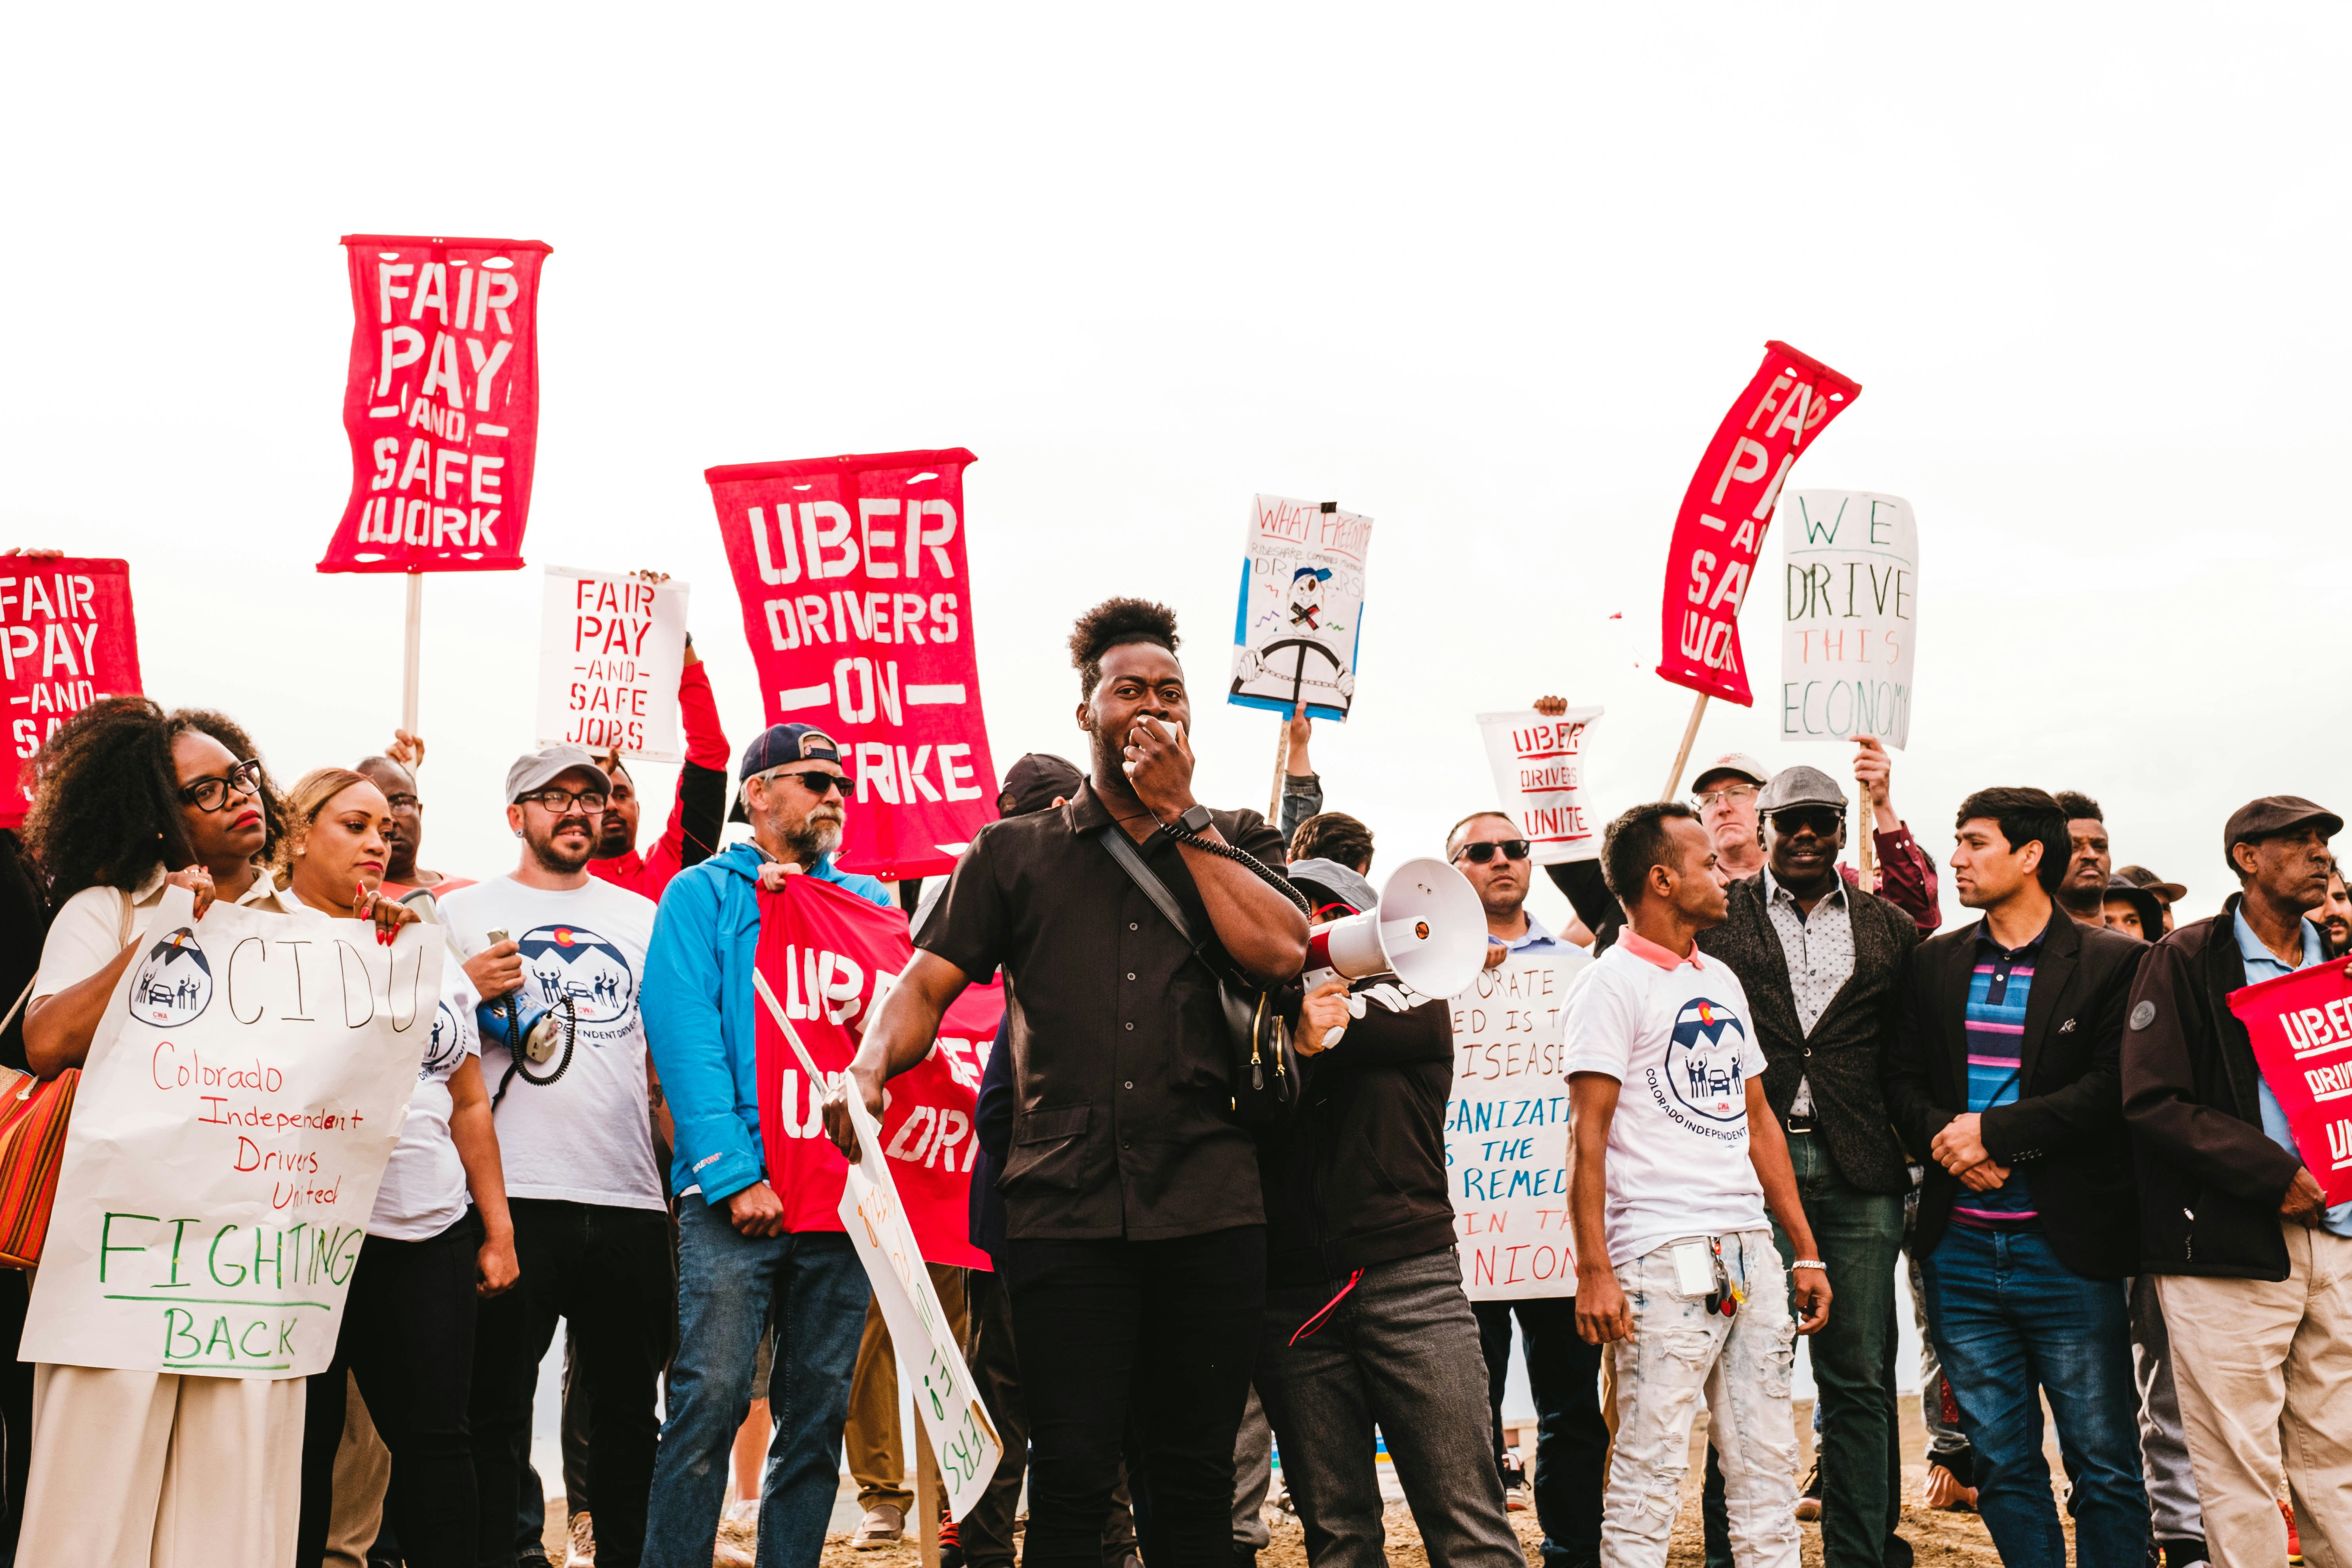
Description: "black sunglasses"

(180, 758), (263, 813)
(766, 769), (848, 797)
(1455, 839), (1530, 864)
(1770, 808), (1844, 838)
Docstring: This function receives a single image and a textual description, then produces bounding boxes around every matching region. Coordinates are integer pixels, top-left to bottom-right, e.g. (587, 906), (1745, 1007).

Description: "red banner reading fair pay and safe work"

(319, 235), (552, 574)
(0, 559), (141, 826)
(708, 450), (997, 880)
(1657, 342), (1862, 705)
(2229, 963), (2352, 1207)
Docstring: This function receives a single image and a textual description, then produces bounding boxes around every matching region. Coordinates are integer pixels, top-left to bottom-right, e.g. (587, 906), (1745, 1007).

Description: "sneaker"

(565, 1511), (596, 1568)
(2284, 1498), (2302, 1564)
(940, 1507), (964, 1568)
(853, 1504), (907, 1549)
(1793, 1462), (1823, 1523)
(1500, 1448), (1530, 1512)
(1921, 1462), (1978, 1513)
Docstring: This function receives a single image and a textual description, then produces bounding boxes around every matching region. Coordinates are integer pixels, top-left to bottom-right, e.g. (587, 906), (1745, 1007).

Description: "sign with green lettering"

(22, 886), (437, 1376)
(1779, 489), (1919, 750)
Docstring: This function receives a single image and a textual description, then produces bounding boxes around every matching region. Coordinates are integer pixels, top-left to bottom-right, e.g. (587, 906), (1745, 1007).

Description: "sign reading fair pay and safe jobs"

(535, 565), (689, 761)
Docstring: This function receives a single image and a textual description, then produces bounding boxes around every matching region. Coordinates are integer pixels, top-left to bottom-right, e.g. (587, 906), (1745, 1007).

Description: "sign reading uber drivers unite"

(22, 886), (440, 1377)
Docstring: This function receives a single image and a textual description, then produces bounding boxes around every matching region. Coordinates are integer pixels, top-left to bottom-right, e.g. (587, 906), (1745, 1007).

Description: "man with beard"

(2054, 791), (2112, 927)
(358, 735), (476, 913)
(641, 724), (893, 1568)
(825, 599), (1307, 1568)
(2311, 859), (2350, 958)
(591, 626), (732, 903)
(438, 746), (675, 1568)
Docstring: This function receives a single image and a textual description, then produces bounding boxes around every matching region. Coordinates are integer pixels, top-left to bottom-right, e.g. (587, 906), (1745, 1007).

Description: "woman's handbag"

(0, 976), (73, 1269)
(1098, 828), (1299, 1128)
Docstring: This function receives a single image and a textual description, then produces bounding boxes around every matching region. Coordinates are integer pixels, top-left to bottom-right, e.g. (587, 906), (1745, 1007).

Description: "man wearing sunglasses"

(1690, 765), (1923, 1568)
(641, 724), (893, 1568)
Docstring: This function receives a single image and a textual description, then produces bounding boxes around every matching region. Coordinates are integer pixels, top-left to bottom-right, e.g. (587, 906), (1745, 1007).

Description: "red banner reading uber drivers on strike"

(0, 558), (141, 826)
(1657, 341), (1861, 705)
(708, 449), (998, 880)
(2230, 963), (2352, 1207)
(319, 234), (551, 574)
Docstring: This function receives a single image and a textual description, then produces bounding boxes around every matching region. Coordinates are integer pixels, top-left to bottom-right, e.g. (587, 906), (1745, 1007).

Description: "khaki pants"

(16, 1362), (306, 1568)
(845, 1264), (970, 1514)
(2157, 1221), (2352, 1568)
(326, 1371), (394, 1568)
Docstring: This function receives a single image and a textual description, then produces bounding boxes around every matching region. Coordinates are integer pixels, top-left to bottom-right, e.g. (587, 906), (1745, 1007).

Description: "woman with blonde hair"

(273, 768), (517, 1568)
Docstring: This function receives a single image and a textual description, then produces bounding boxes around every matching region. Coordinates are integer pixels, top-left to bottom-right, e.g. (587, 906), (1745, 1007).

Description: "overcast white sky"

(5, 6), (2347, 927)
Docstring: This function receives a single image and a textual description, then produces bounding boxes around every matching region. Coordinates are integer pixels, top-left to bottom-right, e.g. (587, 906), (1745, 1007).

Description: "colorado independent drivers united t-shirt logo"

(421, 998), (466, 1078)
(515, 925), (637, 1030)
(127, 926), (212, 1027)
(1652, 996), (1750, 1126)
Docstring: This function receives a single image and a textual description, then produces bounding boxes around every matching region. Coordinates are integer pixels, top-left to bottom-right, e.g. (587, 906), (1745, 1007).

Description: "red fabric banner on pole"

(1657, 341), (1862, 705)
(2229, 964), (2352, 1207)
(754, 876), (993, 1267)
(708, 449), (998, 879)
(0, 558), (141, 826)
(319, 234), (552, 574)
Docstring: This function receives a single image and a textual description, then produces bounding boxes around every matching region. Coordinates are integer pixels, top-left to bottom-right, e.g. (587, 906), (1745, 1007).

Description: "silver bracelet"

(1789, 1259), (1828, 1271)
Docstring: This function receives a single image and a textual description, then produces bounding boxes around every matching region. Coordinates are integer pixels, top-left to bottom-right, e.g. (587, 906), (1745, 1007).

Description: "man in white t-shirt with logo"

(1564, 800), (1831, 1568)
(440, 744), (673, 1568)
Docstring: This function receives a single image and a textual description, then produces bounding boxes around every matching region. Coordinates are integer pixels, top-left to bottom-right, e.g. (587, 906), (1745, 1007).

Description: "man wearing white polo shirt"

(1565, 800), (1831, 1567)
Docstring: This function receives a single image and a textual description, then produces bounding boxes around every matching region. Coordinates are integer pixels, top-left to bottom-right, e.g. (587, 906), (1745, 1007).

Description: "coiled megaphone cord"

(490, 992), (578, 1109)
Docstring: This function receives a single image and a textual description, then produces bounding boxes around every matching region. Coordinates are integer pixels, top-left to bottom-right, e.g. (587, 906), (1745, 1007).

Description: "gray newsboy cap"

(1757, 764), (1848, 815)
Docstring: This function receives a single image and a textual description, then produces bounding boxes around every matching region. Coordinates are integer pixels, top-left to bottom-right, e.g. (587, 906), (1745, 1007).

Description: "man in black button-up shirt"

(828, 598), (1307, 1568)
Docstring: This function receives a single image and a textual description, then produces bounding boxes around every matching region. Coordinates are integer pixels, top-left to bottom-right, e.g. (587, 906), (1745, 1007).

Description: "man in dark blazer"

(1884, 787), (2147, 1568)
(1694, 765), (1919, 1568)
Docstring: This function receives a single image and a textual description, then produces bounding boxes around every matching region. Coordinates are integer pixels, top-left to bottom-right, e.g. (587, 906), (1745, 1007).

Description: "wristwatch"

(1170, 804), (1215, 836)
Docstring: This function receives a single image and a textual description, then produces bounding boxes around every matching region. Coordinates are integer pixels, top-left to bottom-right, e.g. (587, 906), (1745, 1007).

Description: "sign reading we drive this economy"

(1779, 490), (1918, 750)
(22, 888), (438, 1377)
(707, 450), (996, 880)
(1447, 949), (1589, 1299)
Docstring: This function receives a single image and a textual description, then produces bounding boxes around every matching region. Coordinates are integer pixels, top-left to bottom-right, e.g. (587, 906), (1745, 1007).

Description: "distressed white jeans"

(1602, 1230), (1800, 1568)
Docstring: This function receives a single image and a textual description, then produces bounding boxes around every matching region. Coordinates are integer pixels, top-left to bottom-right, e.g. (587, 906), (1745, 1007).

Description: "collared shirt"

(1615, 926), (1704, 971)
(1499, 910), (1570, 960)
(1951, 912), (2049, 1228)
(1763, 870), (1857, 1117)
(918, 778), (1289, 1242)
(34, 862), (294, 1003)
(2231, 909), (2352, 1239)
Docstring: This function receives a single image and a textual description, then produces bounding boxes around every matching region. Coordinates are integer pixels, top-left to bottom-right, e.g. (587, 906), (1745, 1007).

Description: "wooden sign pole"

(401, 572), (424, 740)
(1661, 692), (1710, 802)
(916, 1436), (942, 1568)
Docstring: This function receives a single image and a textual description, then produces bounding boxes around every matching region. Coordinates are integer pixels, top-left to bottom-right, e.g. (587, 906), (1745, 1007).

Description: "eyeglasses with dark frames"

(518, 787), (610, 814)
(180, 759), (264, 813)
(1454, 838), (1531, 864)
(760, 769), (848, 797)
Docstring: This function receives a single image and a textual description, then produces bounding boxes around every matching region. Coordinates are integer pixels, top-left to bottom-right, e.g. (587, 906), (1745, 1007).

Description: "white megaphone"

(1302, 856), (1488, 999)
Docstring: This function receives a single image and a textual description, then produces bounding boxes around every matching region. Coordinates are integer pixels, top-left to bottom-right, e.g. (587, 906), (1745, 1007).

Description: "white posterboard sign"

(535, 565), (690, 760)
(1475, 707), (1606, 866)
(1778, 490), (1918, 750)
(1448, 948), (1589, 1299)
(23, 887), (439, 1377)
(1227, 495), (1374, 722)
(756, 975), (1000, 1519)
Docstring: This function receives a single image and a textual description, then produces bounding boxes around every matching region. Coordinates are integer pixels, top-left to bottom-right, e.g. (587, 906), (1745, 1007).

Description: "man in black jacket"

(1883, 787), (2147, 1568)
(2122, 796), (2350, 1568)
(1695, 766), (1918, 1568)
(1252, 858), (1522, 1568)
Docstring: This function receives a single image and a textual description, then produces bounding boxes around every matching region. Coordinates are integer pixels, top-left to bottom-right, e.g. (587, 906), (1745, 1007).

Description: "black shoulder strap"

(1099, 828), (1196, 946)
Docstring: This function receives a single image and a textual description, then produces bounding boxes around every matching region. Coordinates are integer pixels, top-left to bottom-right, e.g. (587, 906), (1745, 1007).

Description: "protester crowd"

(0, 582), (2342, 1568)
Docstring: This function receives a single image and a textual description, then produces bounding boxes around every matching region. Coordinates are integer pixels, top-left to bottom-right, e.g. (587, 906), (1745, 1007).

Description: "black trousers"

(469, 1198), (671, 1568)
(1472, 1296), (1607, 1566)
(299, 1210), (483, 1568)
(0, 1270), (33, 1566)
(999, 1226), (1264, 1568)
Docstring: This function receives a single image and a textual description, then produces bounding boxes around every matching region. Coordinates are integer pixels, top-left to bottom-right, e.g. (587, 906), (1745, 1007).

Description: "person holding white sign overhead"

(14, 698), (310, 1568)
(828, 599), (1308, 1568)
(281, 768), (518, 1568)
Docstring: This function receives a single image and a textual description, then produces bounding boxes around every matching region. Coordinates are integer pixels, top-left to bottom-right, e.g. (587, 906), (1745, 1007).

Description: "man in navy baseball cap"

(739, 721), (846, 781)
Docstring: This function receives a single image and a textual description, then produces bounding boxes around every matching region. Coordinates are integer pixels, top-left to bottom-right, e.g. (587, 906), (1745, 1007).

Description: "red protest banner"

(0, 559), (141, 826)
(755, 875), (991, 1267)
(708, 449), (997, 879)
(319, 235), (552, 574)
(1657, 342), (1862, 705)
(2228, 963), (2352, 1206)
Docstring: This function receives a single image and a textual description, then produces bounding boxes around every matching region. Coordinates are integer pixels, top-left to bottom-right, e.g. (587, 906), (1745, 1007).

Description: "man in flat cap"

(2123, 795), (2352, 1568)
(1694, 764), (1921, 1567)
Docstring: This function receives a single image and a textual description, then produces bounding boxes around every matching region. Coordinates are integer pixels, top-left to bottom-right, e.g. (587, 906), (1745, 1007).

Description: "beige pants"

(326, 1371), (394, 1568)
(2157, 1221), (2352, 1568)
(845, 1264), (970, 1514)
(16, 1362), (306, 1568)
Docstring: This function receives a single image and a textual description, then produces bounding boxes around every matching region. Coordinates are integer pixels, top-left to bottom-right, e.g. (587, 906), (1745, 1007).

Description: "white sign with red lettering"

(535, 566), (690, 760)
(1475, 706), (1606, 865)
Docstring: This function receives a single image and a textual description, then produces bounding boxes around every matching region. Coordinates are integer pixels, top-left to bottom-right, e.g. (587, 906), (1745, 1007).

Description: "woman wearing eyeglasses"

(14, 697), (308, 1566)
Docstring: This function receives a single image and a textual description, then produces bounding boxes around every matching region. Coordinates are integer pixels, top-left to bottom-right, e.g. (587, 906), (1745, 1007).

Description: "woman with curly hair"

(13, 695), (307, 1568)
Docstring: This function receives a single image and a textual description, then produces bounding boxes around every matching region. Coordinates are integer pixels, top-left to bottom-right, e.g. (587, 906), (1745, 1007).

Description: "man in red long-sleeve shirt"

(590, 633), (732, 902)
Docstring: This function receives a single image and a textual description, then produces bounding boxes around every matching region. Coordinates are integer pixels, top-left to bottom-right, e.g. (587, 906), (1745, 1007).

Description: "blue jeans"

(642, 1202), (869, 1568)
(1920, 1223), (2145, 1568)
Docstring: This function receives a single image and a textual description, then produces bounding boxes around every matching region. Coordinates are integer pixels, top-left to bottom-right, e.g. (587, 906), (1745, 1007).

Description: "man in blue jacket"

(639, 722), (892, 1568)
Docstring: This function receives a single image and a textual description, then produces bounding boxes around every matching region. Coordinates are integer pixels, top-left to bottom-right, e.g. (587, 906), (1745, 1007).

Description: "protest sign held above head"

(1657, 343), (1862, 706)
(320, 235), (551, 574)
(22, 887), (439, 1377)
(708, 449), (996, 880)
(1779, 490), (1918, 750)
(2229, 963), (2352, 1207)
(1229, 495), (1374, 722)
(536, 566), (690, 760)
(0, 558), (140, 826)
(1448, 947), (1590, 1298)
(1476, 706), (1606, 865)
